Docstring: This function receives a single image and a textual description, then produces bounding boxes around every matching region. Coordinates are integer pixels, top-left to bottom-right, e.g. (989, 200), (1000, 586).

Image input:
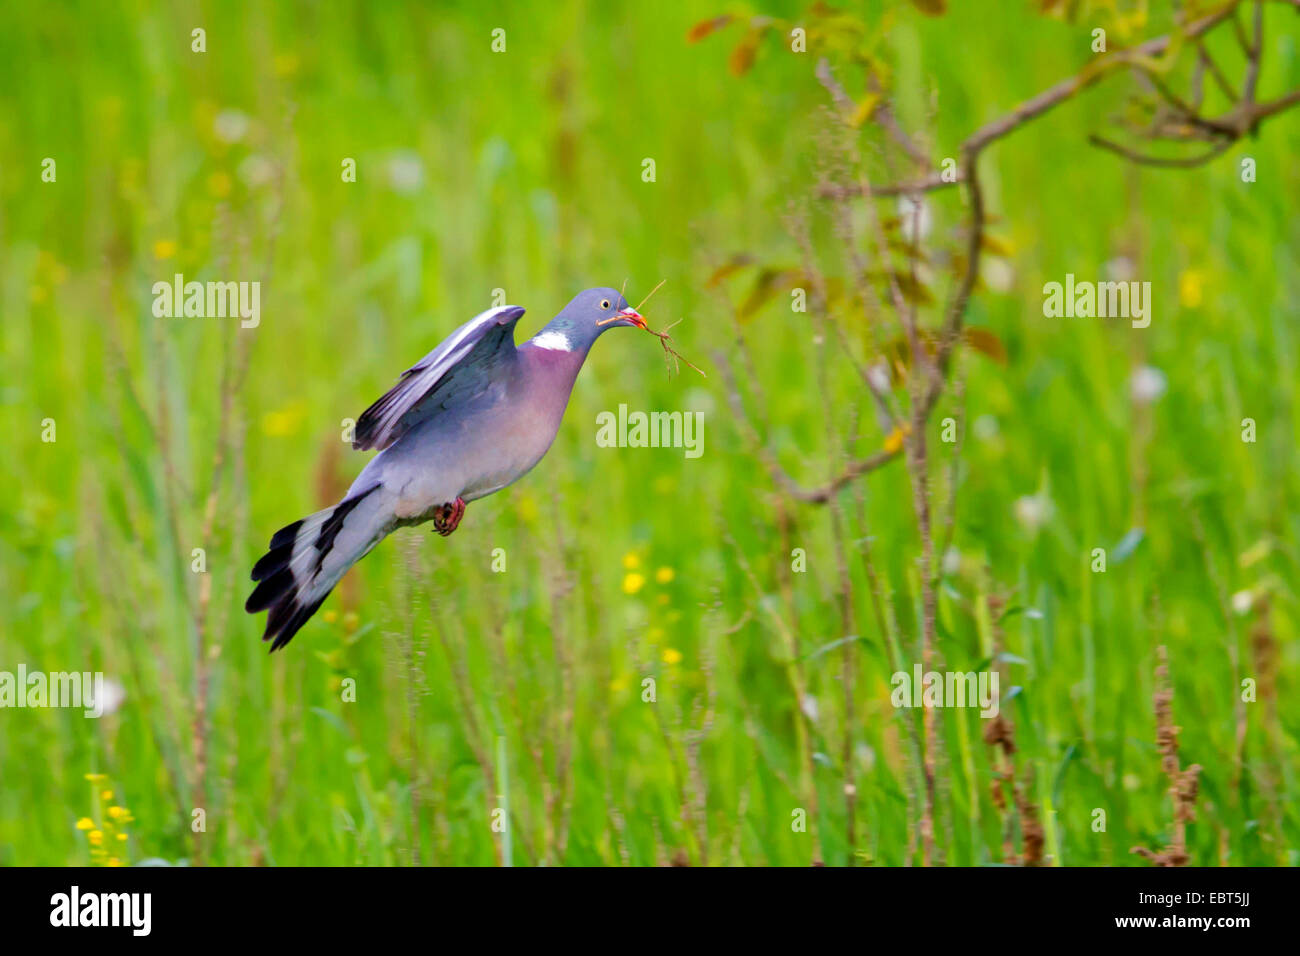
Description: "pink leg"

(433, 497), (467, 536)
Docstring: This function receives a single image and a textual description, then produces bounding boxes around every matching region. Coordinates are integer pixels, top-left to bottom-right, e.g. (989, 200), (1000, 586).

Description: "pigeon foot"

(432, 497), (467, 536)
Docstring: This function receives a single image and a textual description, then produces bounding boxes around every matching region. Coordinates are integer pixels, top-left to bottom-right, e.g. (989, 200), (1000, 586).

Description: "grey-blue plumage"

(247, 287), (646, 650)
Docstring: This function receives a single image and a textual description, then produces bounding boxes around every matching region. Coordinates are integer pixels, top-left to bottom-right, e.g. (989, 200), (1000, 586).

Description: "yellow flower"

(622, 572), (645, 595)
(75, 818), (94, 830)
(117, 833), (128, 842)
(608, 675), (629, 693)
(261, 399), (309, 438)
(515, 493), (539, 524)
(107, 806), (125, 820)
(1178, 269), (1203, 308)
(153, 239), (178, 260)
(208, 171), (232, 198)
(107, 858), (122, 867)
(100, 790), (113, 801)
(323, 610), (338, 624)
(662, 647), (683, 665)
(343, 611), (359, 633)
(88, 830), (103, 846)
(622, 552), (640, 570)
(84, 773), (106, 782)
(883, 426), (907, 455)
(655, 566), (675, 584)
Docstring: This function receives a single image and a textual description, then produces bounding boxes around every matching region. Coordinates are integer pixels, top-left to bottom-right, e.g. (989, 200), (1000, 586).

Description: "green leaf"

(1052, 744), (1079, 806)
(310, 706), (350, 738)
(803, 634), (866, 660)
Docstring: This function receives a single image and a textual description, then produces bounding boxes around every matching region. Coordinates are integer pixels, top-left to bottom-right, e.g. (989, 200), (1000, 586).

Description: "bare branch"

(827, 4), (1241, 199)
(818, 169), (961, 199)
(1196, 42), (1239, 102)
(1088, 133), (1236, 166)
(714, 349), (901, 503)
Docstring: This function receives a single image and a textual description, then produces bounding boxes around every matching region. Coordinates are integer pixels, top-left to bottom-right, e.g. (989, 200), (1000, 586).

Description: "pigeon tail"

(246, 482), (389, 650)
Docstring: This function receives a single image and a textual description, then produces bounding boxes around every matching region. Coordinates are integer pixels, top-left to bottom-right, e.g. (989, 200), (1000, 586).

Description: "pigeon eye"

(600, 299), (611, 310)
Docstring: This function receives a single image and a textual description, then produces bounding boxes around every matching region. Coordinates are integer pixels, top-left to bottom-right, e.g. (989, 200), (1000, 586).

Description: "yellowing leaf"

(706, 253), (756, 288)
(687, 15), (733, 43)
(963, 327), (1008, 366)
(729, 30), (761, 76)
(979, 233), (1014, 257)
(910, 0), (948, 15)
(738, 267), (804, 322)
(882, 270), (934, 306)
(849, 93), (882, 128)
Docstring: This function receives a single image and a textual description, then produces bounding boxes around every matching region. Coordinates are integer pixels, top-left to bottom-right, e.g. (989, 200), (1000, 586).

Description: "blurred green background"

(1, 0), (1297, 866)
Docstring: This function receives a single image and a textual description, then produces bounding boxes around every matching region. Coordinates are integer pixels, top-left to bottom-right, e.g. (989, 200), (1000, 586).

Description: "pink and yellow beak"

(618, 307), (647, 330)
(599, 307), (647, 330)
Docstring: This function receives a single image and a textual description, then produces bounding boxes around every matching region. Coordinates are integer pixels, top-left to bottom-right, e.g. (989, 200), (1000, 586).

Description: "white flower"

(387, 151), (424, 193)
(1104, 256), (1136, 282)
(1130, 366), (1167, 404)
(866, 362), (892, 394)
(855, 743), (876, 775)
(942, 547), (962, 576)
(1231, 590), (1253, 615)
(800, 694), (819, 723)
(684, 387), (715, 416)
(237, 154), (275, 187)
(1014, 493), (1054, 532)
(897, 195), (931, 243)
(213, 109), (250, 144)
(89, 677), (126, 717)
(982, 257), (1015, 293)
(973, 414), (999, 441)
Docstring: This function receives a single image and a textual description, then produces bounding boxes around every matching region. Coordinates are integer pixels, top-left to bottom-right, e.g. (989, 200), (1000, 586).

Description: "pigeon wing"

(352, 305), (526, 452)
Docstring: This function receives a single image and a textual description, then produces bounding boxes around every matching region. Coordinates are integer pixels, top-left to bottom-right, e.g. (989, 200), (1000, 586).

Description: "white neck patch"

(531, 329), (573, 352)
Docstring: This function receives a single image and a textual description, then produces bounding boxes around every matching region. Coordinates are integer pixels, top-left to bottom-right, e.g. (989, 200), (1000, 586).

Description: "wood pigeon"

(246, 287), (648, 650)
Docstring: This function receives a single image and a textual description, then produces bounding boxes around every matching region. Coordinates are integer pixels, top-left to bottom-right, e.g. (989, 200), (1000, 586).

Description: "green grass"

(1, 0), (1297, 866)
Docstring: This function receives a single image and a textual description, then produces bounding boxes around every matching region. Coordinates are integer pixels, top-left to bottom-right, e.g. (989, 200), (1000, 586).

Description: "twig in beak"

(632, 278), (666, 314)
(646, 317), (706, 379)
(605, 280), (705, 378)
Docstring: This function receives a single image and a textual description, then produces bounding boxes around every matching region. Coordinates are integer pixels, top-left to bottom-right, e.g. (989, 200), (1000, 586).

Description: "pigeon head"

(530, 287), (646, 353)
